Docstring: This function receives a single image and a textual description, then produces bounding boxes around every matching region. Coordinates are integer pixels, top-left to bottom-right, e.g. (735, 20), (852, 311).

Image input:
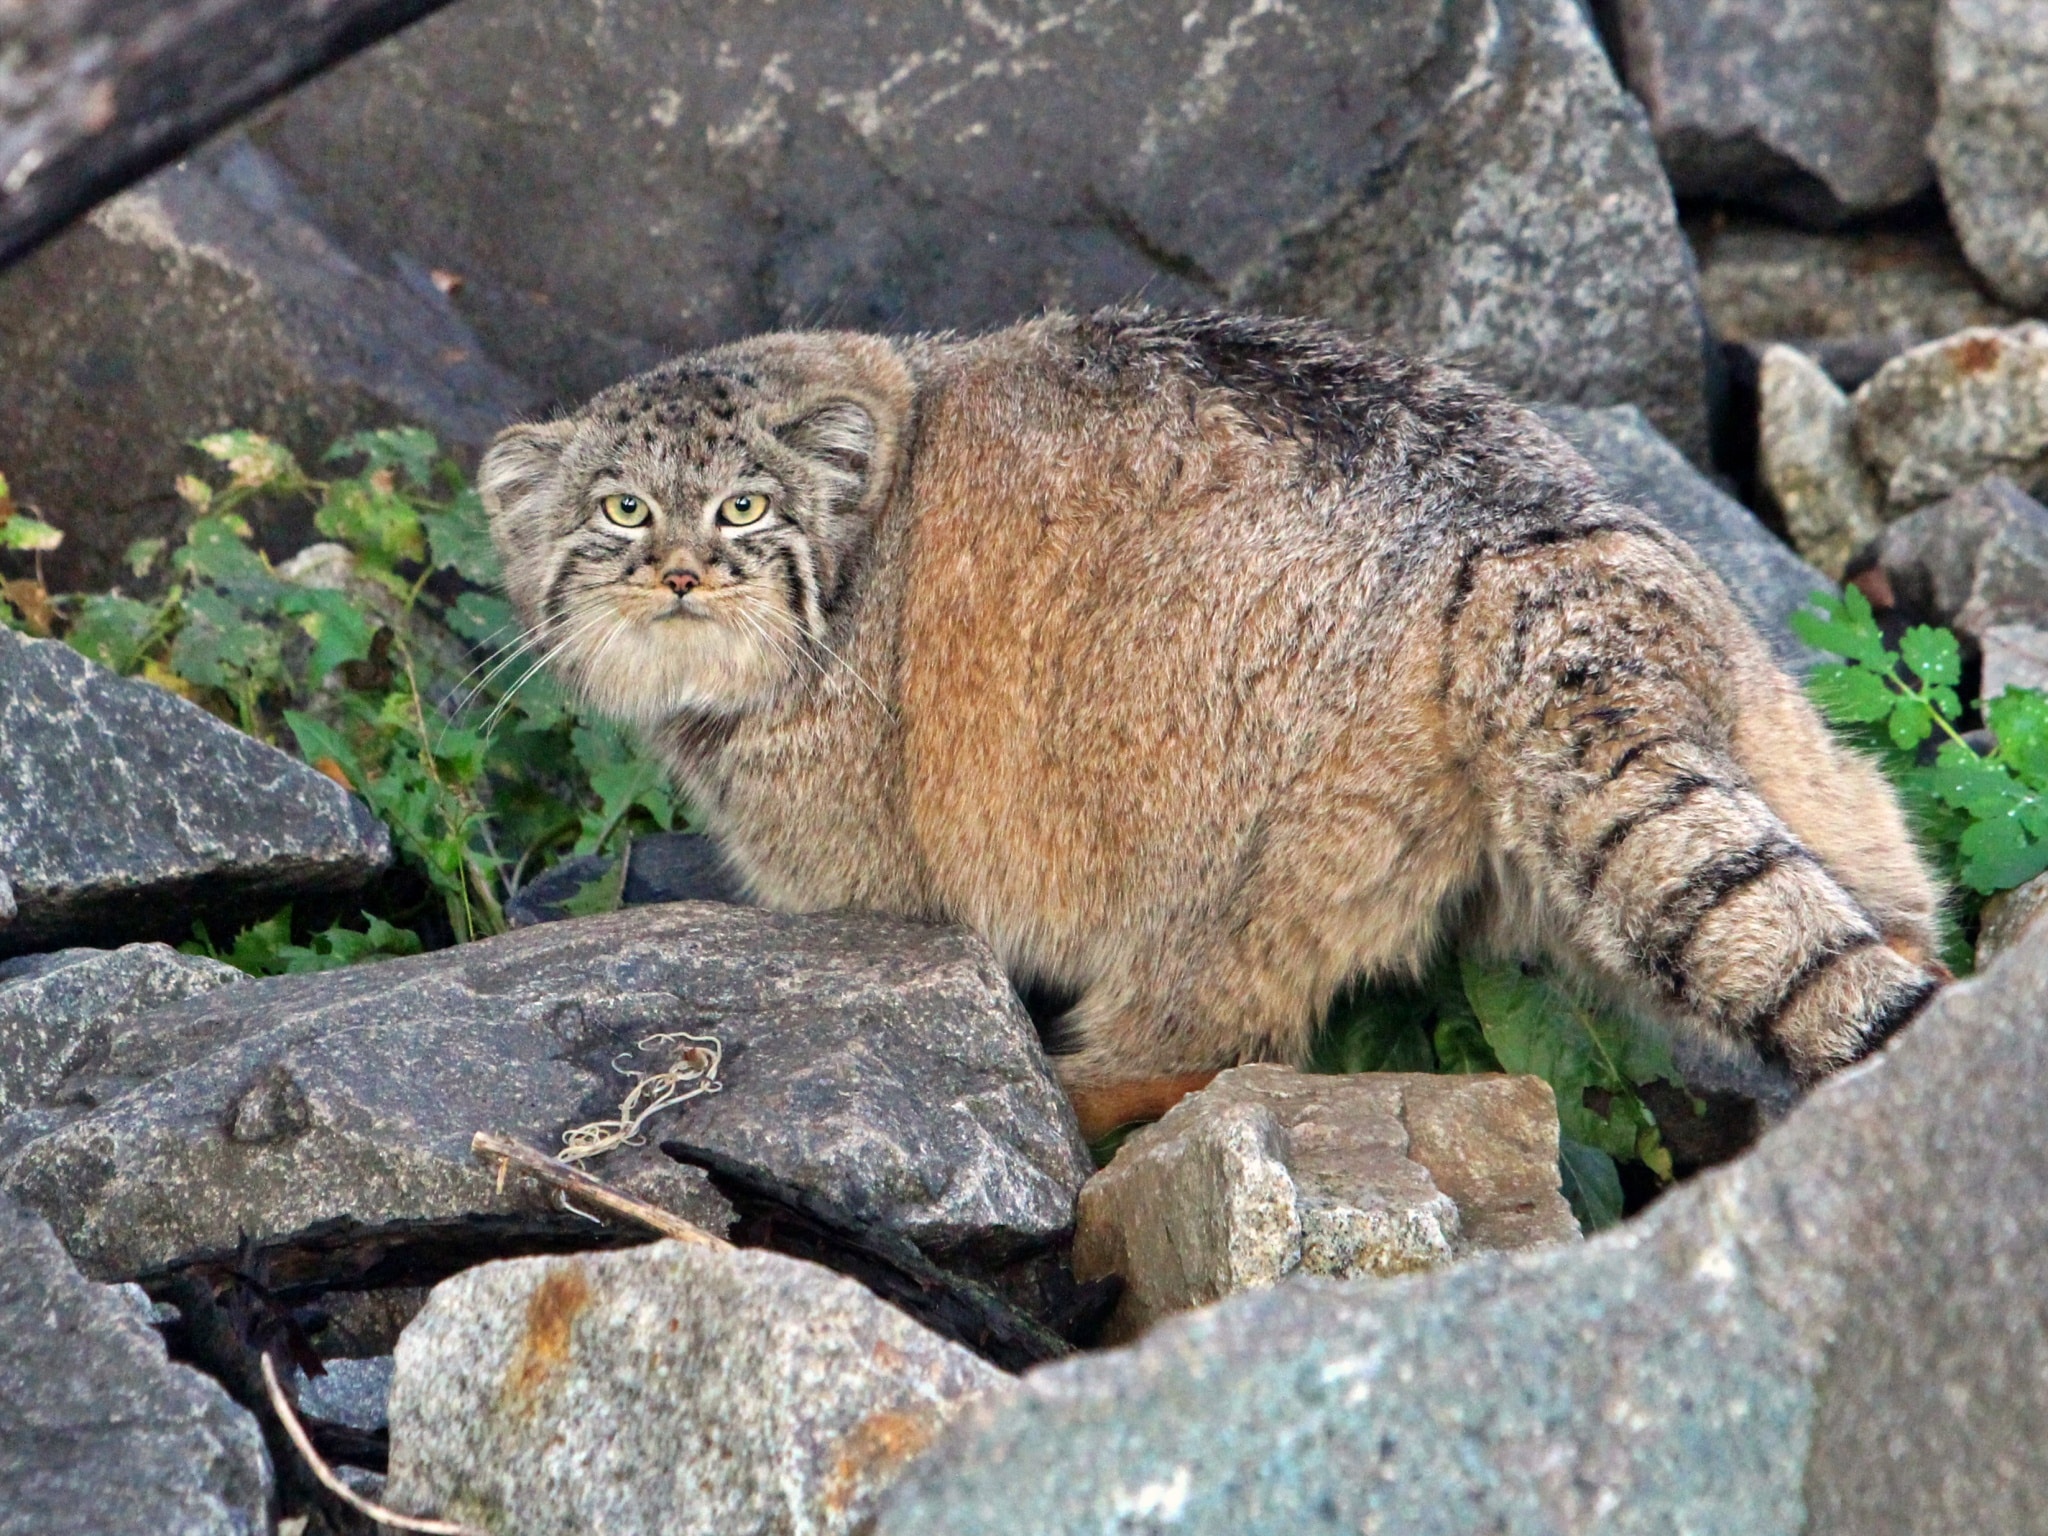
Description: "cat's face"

(480, 336), (910, 726)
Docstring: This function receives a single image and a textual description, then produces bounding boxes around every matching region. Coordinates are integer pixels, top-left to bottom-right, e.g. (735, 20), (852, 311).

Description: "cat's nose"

(661, 565), (702, 596)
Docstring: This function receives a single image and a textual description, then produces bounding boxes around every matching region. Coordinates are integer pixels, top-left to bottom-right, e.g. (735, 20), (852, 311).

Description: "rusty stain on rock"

(821, 1406), (946, 1515)
(1951, 334), (2004, 375)
(504, 1263), (591, 1406)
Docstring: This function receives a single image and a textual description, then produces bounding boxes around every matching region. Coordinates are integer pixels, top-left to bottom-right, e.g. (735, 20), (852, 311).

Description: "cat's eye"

(600, 493), (650, 528)
(718, 493), (771, 527)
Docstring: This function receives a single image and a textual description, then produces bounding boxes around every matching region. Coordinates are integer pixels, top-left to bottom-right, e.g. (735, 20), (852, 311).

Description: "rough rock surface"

(0, 904), (1090, 1279)
(1931, 0), (2048, 310)
(0, 627), (390, 958)
(0, 0), (464, 269)
(1977, 870), (2048, 967)
(1854, 323), (2048, 511)
(1074, 1068), (1576, 1341)
(1611, 0), (1938, 222)
(1537, 403), (1830, 667)
(1980, 623), (2048, 701)
(253, 0), (1706, 454)
(506, 832), (747, 928)
(1758, 344), (1884, 577)
(0, 135), (535, 592)
(875, 936), (2048, 1536)
(0, 944), (243, 1120)
(385, 1241), (1007, 1536)
(1693, 220), (2017, 389)
(0, 1190), (272, 1536)
(1864, 475), (2048, 642)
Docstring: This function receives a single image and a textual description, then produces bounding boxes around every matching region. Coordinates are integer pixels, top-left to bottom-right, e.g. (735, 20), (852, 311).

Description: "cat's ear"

(479, 419), (576, 525)
(775, 400), (879, 481)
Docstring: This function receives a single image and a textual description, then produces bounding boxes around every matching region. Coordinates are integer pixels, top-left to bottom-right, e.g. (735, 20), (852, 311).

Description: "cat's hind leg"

(1449, 528), (1946, 1082)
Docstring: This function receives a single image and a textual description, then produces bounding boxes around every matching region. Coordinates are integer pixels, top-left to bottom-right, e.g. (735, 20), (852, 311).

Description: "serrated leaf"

(422, 488), (502, 585)
(1887, 695), (1934, 750)
(285, 710), (365, 791)
(0, 511), (63, 551)
(1899, 625), (1961, 688)
(194, 431), (304, 491)
(326, 428), (439, 490)
(1957, 815), (2048, 895)
(1988, 688), (2048, 785)
(174, 515), (280, 597)
(1558, 1137), (1624, 1232)
(446, 590), (516, 645)
(1790, 591), (1893, 669)
(1806, 663), (1898, 724)
(316, 479), (426, 570)
(64, 593), (160, 673)
(125, 537), (167, 578)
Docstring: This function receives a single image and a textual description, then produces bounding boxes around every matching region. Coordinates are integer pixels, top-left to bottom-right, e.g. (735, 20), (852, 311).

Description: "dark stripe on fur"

(1578, 773), (1722, 893)
(1744, 930), (1883, 1044)
(1647, 838), (1816, 996)
(1844, 973), (1941, 1063)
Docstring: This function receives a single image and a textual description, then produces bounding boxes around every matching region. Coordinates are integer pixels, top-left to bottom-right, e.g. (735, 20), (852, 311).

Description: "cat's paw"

(1774, 941), (1947, 1086)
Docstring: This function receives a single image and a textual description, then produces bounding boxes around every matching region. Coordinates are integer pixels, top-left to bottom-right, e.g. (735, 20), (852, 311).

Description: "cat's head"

(480, 332), (914, 726)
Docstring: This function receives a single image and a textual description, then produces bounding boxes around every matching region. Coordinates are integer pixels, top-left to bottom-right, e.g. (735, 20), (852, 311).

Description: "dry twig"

(471, 1130), (728, 1247)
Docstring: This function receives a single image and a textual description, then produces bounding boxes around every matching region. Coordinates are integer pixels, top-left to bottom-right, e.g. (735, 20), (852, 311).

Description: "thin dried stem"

(471, 1131), (729, 1248)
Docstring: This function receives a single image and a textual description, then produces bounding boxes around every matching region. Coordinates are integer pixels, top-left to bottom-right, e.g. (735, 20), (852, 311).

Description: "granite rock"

(1074, 1068), (1576, 1341)
(385, 1241), (1007, 1536)
(1537, 403), (1831, 667)
(0, 1189), (272, 1536)
(1853, 323), (2048, 511)
(0, 904), (1090, 1280)
(1863, 475), (2048, 641)
(1976, 869), (2048, 967)
(293, 1354), (394, 1434)
(1931, 0), (2048, 310)
(0, 135), (536, 593)
(0, 627), (390, 958)
(1693, 219), (2017, 389)
(253, 0), (1705, 455)
(1758, 343), (1884, 577)
(0, 0), (464, 269)
(0, 944), (243, 1121)
(1980, 622), (2048, 700)
(875, 936), (2048, 1536)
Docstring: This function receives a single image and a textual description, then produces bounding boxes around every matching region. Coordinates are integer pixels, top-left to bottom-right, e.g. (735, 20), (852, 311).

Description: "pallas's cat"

(483, 309), (1944, 1137)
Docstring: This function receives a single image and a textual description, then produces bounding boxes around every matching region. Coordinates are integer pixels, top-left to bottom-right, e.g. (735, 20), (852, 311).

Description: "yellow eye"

(717, 492), (771, 527)
(600, 493), (650, 528)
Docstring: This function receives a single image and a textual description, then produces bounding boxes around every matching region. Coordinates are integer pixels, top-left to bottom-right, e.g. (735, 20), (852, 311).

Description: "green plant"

(4, 429), (683, 967)
(1309, 950), (1681, 1231)
(1794, 588), (2048, 909)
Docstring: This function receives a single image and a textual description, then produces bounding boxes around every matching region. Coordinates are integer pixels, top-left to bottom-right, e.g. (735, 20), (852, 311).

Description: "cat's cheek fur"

(561, 615), (787, 725)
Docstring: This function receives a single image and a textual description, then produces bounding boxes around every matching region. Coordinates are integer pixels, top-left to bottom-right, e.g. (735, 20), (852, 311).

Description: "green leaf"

(1887, 695), (1934, 750)
(173, 515), (280, 597)
(1899, 625), (1961, 689)
(64, 594), (160, 673)
(421, 488), (503, 585)
(558, 854), (629, 918)
(285, 709), (365, 790)
(325, 428), (440, 490)
(316, 479), (426, 570)
(1988, 688), (2048, 786)
(1309, 981), (1437, 1074)
(1957, 814), (2048, 895)
(1431, 980), (1499, 1073)
(0, 512), (63, 551)
(1558, 1137), (1624, 1233)
(194, 431), (304, 492)
(446, 590), (516, 645)
(1790, 589), (1892, 669)
(278, 587), (376, 686)
(125, 537), (167, 578)
(1806, 663), (1898, 725)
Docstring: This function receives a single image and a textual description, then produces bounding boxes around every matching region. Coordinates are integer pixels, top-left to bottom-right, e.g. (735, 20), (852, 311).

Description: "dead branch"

(470, 1130), (729, 1248)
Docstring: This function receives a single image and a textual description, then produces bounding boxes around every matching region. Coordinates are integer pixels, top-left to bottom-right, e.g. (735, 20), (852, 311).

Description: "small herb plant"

(1, 430), (682, 965)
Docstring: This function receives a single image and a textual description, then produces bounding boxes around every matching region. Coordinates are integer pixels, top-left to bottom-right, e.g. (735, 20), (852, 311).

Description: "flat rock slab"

(1537, 403), (1831, 668)
(1612, 0), (1937, 221)
(0, 1190), (272, 1536)
(1932, 0), (2048, 310)
(386, 1242), (1007, 1536)
(0, 628), (390, 957)
(1075, 1067), (1576, 1341)
(0, 135), (536, 592)
(0, 904), (1092, 1280)
(252, 0), (1704, 454)
(874, 934), (2048, 1535)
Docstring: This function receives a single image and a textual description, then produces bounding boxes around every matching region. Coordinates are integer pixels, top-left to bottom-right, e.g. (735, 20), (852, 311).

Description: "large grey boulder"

(1074, 1068), (1577, 1342)
(0, 135), (536, 593)
(0, 0), (465, 269)
(874, 932), (2048, 1536)
(1853, 323), (2048, 511)
(1863, 475), (2048, 641)
(0, 627), (390, 958)
(1931, 0), (2048, 311)
(251, 0), (1706, 455)
(0, 1190), (272, 1536)
(386, 1242), (1007, 1536)
(0, 944), (243, 1120)
(1537, 403), (1831, 667)
(1609, 0), (1938, 222)
(0, 904), (1091, 1280)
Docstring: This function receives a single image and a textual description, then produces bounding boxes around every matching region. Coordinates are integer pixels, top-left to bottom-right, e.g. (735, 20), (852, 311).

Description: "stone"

(1864, 475), (2048, 641)
(1693, 219), (2018, 389)
(0, 0), (465, 269)
(293, 1355), (394, 1433)
(1853, 323), (2048, 512)
(0, 135), (536, 593)
(1, 904), (1090, 1281)
(0, 944), (243, 1121)
(252, 0), (1706, 455)
(1976, 870), (2048, 967)
(1536, 403), (1832, 668)
(1609, 0), (1938, 222)
(0, 627), (391, 958)
(0, 1189), (272, 1536)
(874, 937), (2048, 1536)
(1758, 344), (1885, 577)
(384, 1241), (1007, 1536)
(1930, 0), (2048, 310)
(1074, 1067), (1576, 1342)
(506, 832), (748, 928)
(1982, 622), (2048, 700)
